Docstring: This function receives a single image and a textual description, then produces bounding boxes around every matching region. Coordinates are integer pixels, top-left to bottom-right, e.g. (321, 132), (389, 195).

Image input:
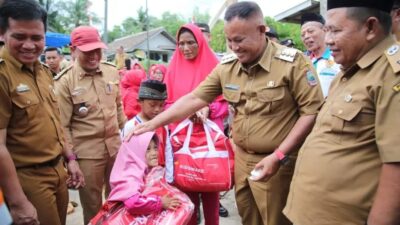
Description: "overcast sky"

(90, 0), (305, 28)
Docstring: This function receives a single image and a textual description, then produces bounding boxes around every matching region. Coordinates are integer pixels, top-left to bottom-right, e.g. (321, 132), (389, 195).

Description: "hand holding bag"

(171, 119), (234, 192)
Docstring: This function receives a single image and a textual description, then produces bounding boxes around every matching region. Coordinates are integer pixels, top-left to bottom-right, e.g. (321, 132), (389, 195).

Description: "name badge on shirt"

(224, 84), (239, 91)
(16, 83), (30, 93)
(106, 82), (114, 94)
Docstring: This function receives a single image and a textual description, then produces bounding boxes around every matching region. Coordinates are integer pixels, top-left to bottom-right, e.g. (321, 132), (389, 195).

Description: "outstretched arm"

(132, 93), (208, 136)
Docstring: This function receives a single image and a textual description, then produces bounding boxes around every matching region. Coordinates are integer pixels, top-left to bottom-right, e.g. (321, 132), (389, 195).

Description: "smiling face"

(325, 8), (370, 70)
(72, 47), (102, 73)
(178, 31), (199, 60)
(3, 18), (45, 70)
(145, 139), (159, 168)
(224, 16), (266, 66)
(301, 22), (326, 53)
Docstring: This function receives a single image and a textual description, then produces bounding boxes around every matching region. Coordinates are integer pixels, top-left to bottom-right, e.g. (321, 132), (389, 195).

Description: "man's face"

(325, 8), (368, 69)
(45, 50), (62, 72)
(224, 17), (265, 65)
(140, 99), (165, 121)
(72, 47), (102, 73)
(3, 18), (45, 68)
(301, 22), (326, 53)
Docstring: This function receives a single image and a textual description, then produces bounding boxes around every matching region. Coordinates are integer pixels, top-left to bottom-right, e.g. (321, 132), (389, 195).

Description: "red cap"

(71, 26), (107, 52)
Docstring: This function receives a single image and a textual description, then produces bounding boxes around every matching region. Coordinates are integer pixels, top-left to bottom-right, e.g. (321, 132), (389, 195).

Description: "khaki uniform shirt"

(0, 48), (63, 167)
(193, 40), (324, 153)
(284, 38), (400, 225)
(54, 62), (126, 159)
(114, 53), (128, 70)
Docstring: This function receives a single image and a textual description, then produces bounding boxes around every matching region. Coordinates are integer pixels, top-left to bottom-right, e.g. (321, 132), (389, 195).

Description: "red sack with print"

(88, 167), (194, 225)
(170, 119), (234, 192)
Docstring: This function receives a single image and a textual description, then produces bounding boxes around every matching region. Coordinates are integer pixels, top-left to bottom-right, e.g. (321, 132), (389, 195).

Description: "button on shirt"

(193, 41), (324, 153)
(54, 63), (126, 159)
(311, 48), (340, 97)
(0, 48), (63, 167)
(284, 37), (400, 225)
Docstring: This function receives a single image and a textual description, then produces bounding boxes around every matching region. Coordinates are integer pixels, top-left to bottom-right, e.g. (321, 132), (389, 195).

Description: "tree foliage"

(37, 0), (100, 33)
(265, 17), (304, 51)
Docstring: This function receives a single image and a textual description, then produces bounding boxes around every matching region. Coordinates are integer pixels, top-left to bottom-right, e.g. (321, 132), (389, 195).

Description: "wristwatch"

(65, 153), (78, 163)
(274, 150), (290, 166)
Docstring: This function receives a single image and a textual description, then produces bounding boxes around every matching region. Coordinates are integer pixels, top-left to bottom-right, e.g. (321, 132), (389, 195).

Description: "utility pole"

(104, 0), (109, 43)
(145, 0), (150, 73)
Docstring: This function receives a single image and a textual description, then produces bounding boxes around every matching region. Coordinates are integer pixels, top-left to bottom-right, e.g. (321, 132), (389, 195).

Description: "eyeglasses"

(178, 41), (198, 49)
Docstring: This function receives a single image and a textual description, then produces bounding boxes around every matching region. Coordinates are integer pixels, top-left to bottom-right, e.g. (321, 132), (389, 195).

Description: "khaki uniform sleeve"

(54, 75), (74, 150)
(192, 66), (223, 103)
(376, 76), (400, 163)
(0, 74), (11, 129)
(289, 54), (324, 115)
(116, 80), (126, 129)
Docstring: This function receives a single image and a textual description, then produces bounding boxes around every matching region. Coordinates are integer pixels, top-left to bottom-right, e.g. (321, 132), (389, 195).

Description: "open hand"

(161, 195), (181, 210)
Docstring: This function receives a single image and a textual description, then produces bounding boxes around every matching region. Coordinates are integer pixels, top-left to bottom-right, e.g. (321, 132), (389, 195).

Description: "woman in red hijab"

(164, 23), (228, 225)
(120, 69), (147, 119)
(149, 64), (167, 82)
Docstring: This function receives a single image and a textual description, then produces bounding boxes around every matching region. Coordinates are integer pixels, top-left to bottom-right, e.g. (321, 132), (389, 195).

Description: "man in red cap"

(284, 0), (400, 225)
(54, 26), (127, 225)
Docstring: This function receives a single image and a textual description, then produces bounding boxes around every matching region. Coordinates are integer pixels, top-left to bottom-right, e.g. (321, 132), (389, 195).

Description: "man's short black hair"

(346, 7), (392, 35)
(0, 0), (47, 35)
(44, 47), (61, 55)
(224, 1), (262, 21)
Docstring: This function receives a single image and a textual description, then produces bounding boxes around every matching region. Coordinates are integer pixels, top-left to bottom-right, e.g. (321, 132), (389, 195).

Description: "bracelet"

(274, 150), (286, 160)
(65, 153), (77, 163)
(274, 150), (290, 165)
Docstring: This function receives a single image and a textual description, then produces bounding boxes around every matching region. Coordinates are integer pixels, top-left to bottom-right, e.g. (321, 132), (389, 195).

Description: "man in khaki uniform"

(55, 26), (126, 224)
(284, 1), (400, 225)
(132, 2), (324, 225)
(114, 45), (128, 70)
(0, 1), (84, 225)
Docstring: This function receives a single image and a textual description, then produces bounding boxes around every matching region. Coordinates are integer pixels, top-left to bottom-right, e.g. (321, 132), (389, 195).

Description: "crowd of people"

(0, 0), (399, 225)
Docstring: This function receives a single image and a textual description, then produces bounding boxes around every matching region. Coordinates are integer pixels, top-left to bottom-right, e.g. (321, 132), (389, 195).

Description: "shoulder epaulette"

(220, 53), (238, 64)
(41, 62), (50, 68)
(385, 43), (400, 74)
(54, 64), (73, 81)
(275, 47), (298, 63)
(101, 61), (117, 67)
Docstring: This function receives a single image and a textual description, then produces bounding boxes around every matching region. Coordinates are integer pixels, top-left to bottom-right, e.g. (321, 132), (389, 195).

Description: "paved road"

(66, 189), (241, 225)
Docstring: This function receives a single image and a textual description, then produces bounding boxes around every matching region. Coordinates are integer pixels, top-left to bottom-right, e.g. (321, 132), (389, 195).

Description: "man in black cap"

(392, 0), (400, 40)
(265, 27), (279, 42)
(300, 12), (340, 97)
(284, 0), (400, 225)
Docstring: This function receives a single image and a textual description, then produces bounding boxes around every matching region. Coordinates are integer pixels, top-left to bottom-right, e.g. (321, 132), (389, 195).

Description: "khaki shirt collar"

(357, 37), (395, 69)
(238, 39), (271, 74)
(0, 47), (41, 73)
(73, 61), (103, 80)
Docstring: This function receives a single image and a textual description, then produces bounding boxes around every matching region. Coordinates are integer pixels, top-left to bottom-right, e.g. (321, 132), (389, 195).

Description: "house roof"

(274, 0), (320, 24)
(105, 27), (176, 55)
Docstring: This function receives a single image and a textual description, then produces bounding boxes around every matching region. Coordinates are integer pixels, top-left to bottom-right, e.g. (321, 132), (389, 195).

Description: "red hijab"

(164, 23), (219, 103)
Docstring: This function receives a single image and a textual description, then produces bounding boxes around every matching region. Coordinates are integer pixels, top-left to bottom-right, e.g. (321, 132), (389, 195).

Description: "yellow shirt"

(0, 48), (63, 167)
(193, 40), (324, 153)
(54, 62), (126, 159)
(284, 38), (400, 225)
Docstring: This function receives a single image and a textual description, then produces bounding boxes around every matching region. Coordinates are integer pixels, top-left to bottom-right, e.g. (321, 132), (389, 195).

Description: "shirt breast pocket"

(223, 89), (240, 104)
(11, 92), (42, 125)
(257, 87), (285, 116)
(330, 103), (374, 144)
